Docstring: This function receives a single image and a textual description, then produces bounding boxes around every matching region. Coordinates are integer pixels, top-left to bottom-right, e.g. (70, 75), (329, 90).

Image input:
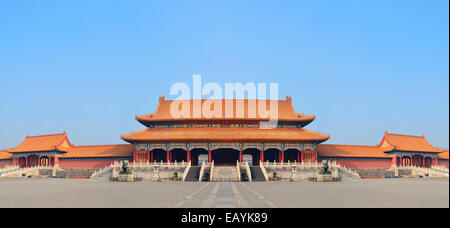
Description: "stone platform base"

(315, 174), (340, 182)
(111, 174), (136, 182)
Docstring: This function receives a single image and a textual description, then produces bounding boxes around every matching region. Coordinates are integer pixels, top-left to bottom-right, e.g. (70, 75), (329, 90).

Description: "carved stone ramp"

(211, 166), (240, 182)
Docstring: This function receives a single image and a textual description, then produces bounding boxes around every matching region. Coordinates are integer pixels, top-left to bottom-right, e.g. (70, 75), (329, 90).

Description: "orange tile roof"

(0, 150), (12, 160)
(381, 132), (442, 153)
(61, 144), (134, 158)
(438, 149), (449, 160)
(317, 144), (391, 158)
(136, 96), (315, 125)
(121, 127), (330, 143)
(6, 132), (71, 153)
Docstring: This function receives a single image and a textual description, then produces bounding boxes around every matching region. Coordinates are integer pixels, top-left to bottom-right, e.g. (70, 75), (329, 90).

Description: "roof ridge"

(72, 144), (133, 148)
(386, 132), (425, 138)
(319, 144), (378, 148)
(26, 132), (66, 138)
(161, 98), (289, 102)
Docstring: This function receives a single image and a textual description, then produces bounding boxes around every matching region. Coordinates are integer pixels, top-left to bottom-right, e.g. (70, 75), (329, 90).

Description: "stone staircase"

(211, 166), (240, 182)
(184, 166), (201, 181)
(250, 166), (267, 181)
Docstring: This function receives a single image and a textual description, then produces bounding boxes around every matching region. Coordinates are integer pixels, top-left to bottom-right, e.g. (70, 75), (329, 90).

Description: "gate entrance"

(212, 148), (239, 166)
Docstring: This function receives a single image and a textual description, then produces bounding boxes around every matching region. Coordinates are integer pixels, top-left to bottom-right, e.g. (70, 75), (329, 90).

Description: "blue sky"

(0, 0), (448, 149)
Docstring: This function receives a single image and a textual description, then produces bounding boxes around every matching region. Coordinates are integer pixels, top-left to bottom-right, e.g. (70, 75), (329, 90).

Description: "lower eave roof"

(0, 151), (12, 160)
(61, 144), (135, 158)
(438, 150), (449, 160)
(317, 144), (391, 158)
(121, 128), (330, 144)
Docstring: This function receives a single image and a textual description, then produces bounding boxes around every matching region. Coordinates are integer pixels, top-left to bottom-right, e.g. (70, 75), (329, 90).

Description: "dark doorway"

(424, 157), (433, 168)
(40, 156), (50, 166)
(264, 149), (281, 162)
(28, 155), (39, 167)
(284, 149), (300, 162)
(212, 148), (239, 166)
(191, 148), (208, 166)
(152, 149), (167, 162)
(19, 157), (27, 168)
(171, 148), (187, 163)
(243, 148), (260, 166)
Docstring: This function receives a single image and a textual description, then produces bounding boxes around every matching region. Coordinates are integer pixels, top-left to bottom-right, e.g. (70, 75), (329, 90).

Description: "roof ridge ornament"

(286, 96), (292, 102)
(159, 96), (165, 102)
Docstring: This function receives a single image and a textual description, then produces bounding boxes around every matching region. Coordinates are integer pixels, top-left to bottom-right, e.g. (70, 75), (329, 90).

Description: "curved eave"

(382, 148), (443, 154)
(121, 128), (329, 144)
(7, 146), (70, 154)
(135, 115), (316, 127)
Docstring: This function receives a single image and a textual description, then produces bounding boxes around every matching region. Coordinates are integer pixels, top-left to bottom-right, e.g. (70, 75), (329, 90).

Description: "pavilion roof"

(438, 149), (449, 160)
(0, 150), (12, 160)
(6, 132), (72, 153)
(121, 127), (330, 143)
(136, 96), (316, 127)
(317, 144), (391, 158)
(380, 132), (442, 153)
(61, 144), (134, 158)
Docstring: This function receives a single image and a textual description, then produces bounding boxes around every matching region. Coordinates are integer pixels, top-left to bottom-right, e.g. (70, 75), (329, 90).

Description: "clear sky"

(0, 0), (448, 149)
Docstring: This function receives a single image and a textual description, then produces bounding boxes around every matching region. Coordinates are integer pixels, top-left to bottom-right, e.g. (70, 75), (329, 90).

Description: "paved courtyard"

(0, 178), (448, 208)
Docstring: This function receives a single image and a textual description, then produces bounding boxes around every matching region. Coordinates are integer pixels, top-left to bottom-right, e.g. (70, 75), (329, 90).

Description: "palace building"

(0, 96), (448, 169)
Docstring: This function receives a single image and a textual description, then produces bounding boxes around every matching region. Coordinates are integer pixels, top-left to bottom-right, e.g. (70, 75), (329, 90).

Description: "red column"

(38, 155), (41, 166)
(422, 156), (426, 167)
(25, 156), (28, 168)
(435, 157), (439, 166)
(208, 148), (212, 163)
(239, 148), (243, 163)
(260, 149), (264, 163)
(150, 150), (154, 163)
(281, 149), (285, 162)
(187, 149), (191, 162)
(167, 150), (170, 163)
(147, 149), (150, 162)
(54, 156), (60, 166)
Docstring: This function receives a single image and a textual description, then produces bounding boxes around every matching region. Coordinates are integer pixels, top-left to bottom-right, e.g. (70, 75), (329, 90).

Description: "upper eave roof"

(136, 96), (316, 127)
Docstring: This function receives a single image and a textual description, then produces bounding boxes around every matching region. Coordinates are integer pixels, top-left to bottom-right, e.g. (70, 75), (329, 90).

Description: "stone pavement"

(0, 178), (448, 208)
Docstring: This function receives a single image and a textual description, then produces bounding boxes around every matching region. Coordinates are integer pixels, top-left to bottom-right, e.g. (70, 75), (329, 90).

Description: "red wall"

(59, 159), (128, 168)
(319, 159), (393, 168)
(0, 160), (13, 168)
(438, 160), (449, 168)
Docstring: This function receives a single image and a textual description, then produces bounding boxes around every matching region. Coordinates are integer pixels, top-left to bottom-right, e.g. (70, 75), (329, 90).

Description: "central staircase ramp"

(184, 166), (201, 181)
(211, 166), (240, 182)
(250, 166), (267, 181)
